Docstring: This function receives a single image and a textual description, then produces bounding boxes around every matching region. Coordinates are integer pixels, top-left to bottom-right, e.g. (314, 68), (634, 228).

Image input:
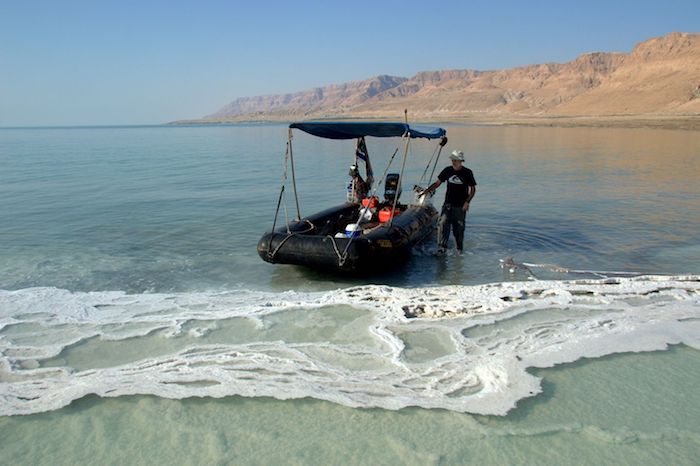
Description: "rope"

(267, 220), (315, 260)
(500, 257), (643, 279)
(283, 197), (290, 233)
(327, 235), (345, 265)
(268, 142), (291, 254)
(270, 185), (285, 235)
(268, 136), (301, 257)
(521, 261), (642, 277)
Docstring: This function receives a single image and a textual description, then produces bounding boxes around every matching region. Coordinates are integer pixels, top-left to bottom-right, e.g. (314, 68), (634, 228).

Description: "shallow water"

(1, 124), (699, 463)
(2, 124), (699, 293)
(2, 347), (700, 465)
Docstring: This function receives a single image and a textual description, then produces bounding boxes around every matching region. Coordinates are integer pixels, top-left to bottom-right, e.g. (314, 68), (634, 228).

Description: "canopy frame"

(289, 121), (446, 140)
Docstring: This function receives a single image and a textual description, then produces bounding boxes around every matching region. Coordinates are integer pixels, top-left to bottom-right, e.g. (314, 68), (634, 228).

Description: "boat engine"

(384, 173), (401, 203)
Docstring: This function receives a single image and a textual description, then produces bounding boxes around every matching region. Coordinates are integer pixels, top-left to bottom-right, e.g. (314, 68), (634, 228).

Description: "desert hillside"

(193, 32), (700, 123)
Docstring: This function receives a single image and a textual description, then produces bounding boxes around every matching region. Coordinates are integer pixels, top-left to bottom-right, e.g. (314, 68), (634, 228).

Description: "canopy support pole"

(288, 128), (301, 220)
(428, 136), (448, 183)
(389, 132), (411, 227)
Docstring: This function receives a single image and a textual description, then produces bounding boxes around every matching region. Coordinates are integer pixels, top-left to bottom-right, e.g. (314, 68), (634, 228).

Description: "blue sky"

(1, 0), (698, 126)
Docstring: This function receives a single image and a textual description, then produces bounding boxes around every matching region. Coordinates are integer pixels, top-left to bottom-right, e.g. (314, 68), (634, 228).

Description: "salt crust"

(1, 275), (698, 416)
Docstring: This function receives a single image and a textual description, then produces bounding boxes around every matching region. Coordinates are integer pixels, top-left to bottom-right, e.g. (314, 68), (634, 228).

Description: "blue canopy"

(289, 122), (446, 140)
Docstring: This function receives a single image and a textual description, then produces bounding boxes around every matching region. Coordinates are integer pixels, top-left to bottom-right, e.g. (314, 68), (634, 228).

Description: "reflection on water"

(444, 126), (700, 277)
(0, 124), (698, 292)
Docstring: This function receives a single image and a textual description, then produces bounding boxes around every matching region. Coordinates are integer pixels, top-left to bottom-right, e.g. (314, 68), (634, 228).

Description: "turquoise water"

(2, 347), (700, 465)
(1, 124), (700, 463)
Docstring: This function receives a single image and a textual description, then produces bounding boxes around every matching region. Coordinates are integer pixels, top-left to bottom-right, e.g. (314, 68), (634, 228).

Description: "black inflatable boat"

(257, 121), (447, 273)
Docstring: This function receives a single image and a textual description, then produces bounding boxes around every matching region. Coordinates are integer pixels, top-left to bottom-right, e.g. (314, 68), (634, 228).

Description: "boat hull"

(257, 203), (437, 273)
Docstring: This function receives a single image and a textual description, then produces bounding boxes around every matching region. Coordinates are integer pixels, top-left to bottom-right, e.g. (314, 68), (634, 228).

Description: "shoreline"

(168, 114), (700, 131)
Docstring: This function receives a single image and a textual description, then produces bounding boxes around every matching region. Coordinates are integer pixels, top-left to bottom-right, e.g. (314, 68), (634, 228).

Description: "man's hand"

(463, 201), (470, 212)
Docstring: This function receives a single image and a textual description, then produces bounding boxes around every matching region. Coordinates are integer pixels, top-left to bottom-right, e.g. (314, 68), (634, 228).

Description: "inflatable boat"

(257, 121), (447, 273)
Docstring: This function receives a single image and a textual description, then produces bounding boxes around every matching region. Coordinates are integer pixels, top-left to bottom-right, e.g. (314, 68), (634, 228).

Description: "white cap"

(450, 150), (464, 161)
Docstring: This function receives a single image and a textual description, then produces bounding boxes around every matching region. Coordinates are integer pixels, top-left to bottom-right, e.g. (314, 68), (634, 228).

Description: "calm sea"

(1, 124), (699, 464)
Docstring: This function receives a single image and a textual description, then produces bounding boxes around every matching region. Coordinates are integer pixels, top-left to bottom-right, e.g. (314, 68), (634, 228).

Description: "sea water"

(1, 124), (699, 464)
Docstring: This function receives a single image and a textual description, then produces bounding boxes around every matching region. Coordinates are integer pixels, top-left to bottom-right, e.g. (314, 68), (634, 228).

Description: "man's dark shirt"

(438, 166), (477, 206)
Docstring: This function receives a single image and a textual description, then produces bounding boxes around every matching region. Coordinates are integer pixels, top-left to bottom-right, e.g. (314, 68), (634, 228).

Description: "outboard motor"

(384, 173), (401, 203)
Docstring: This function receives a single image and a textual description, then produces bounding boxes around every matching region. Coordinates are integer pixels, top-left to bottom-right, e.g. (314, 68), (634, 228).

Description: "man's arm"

(463, 185), (476, 211)
(422, 179), (442, 196)
(467, 185), (476, 203)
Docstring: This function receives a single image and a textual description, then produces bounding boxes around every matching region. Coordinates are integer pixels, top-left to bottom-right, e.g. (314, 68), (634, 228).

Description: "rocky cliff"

(202, 32), (700, 122)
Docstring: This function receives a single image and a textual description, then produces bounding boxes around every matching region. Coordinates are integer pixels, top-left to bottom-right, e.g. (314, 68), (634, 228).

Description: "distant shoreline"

(168, 114), (700, 131)
(4, 115), (697, 131)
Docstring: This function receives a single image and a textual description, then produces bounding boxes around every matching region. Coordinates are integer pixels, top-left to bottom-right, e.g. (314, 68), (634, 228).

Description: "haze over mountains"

(199, 32), (700, 122)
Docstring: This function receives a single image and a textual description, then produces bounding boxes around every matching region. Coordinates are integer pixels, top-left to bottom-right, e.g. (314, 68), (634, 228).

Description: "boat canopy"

(289, 122), (446, 140)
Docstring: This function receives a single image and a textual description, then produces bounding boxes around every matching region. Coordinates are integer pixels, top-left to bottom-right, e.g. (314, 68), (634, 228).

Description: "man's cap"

(450, 150), (464, 161)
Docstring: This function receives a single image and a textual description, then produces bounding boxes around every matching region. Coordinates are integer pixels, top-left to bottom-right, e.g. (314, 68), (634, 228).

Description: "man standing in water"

(421, 150), (477, 254)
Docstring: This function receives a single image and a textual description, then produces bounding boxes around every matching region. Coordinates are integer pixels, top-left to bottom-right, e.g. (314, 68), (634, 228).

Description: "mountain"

(207, 75), (407, 119)
(198, 32), (700, 122)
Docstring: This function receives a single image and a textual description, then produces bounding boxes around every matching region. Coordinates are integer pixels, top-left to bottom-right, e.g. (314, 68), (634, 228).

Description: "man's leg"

(437, 204), (451, 251)
(452, 206), (466, 251)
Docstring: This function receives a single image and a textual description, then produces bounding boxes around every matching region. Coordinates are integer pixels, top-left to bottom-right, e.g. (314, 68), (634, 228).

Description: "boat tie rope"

(268, 140), (304, 258)
(327, 235), (347, 266)
(269, 142), (292, 238)
(267, 220), (315, 260)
